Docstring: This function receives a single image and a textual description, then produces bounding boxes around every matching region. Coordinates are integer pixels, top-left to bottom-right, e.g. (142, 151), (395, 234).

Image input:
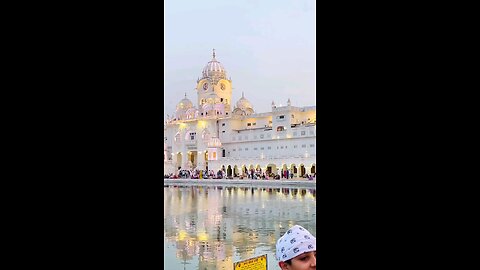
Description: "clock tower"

(196, 49), (233, 117)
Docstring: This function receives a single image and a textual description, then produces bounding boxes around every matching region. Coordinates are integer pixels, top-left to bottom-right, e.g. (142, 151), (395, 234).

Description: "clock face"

(220, 83), (225, 91)
(203, 82), (208, 90)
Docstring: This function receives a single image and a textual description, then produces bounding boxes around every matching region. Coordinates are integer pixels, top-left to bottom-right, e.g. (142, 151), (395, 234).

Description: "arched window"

(174, 132), (181, 143)
(202, 129), (211, 141)
(184, 130), (196, 141)
(277, 126), (285, 132)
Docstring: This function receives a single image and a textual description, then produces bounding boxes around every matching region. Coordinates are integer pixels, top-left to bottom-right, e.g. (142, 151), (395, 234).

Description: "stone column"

(181, 149), (188, 169)
(197, 150), (206, 170)
(173, 153), (179, 170)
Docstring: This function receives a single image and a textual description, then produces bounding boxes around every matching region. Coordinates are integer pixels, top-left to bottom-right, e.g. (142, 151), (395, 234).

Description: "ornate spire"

(212, 48), (216, 59)
(242, 91), (244, 98)
(184, 92), (187, 98)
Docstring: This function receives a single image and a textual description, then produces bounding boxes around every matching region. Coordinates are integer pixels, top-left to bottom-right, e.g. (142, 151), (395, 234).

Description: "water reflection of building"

(164, 186), (316, 269)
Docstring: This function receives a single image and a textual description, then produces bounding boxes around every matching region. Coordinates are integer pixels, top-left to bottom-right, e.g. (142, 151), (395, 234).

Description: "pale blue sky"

(164, 0), (316, 118)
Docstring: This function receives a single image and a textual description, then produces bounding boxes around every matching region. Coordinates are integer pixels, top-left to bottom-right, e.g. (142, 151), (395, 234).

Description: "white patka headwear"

(276, 225), (316, 262)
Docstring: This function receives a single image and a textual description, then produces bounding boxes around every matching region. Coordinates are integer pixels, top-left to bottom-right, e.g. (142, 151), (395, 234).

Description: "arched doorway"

(234, 165), (239, 177)
(299, 164), (306, 177)
(204, 151), (209, 171)
(188, 151), (197, 169)
(266, 164), (277, 176)
(247, 164), (254, 179)
(311, 163), (316, 174)
(281, 164), (288, 178)
(176, 152), (182, 170)
(290, 164), (297, 178)
(227, 165), (232, 177)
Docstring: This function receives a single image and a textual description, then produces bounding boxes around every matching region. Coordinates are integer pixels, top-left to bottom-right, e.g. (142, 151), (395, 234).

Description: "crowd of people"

(164, 169), (219, 179)
(164, 167), (316, 180)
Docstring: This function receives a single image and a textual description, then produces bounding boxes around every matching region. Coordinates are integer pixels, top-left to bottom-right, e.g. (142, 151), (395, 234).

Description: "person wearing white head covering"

(276, 225), (316, 270)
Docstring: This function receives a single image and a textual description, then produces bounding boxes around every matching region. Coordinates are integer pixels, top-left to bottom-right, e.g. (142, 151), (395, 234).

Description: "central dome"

(201, 49), (227, 81)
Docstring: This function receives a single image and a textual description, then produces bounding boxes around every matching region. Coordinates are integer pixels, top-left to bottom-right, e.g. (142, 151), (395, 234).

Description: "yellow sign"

(233, 254), (267, 270)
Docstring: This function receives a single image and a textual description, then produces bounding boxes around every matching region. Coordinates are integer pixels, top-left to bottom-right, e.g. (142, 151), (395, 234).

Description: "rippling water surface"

(164, 185), (316, 270)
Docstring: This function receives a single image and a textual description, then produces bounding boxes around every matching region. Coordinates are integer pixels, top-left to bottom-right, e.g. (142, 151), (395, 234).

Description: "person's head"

(276, 225), (316, 270)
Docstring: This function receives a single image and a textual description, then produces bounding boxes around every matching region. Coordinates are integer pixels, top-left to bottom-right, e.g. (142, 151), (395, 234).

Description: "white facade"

(164, 50), (316, 177)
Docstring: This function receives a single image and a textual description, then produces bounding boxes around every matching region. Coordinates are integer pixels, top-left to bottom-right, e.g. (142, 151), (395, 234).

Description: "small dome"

(236, 92), (253, 110)
(176, 93), (193, 111)
(207, 137), (222, 148)
(201, 49), (227, 81)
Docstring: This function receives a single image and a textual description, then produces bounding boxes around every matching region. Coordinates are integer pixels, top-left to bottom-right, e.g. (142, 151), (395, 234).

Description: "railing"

(233, 123), (315, 133)
(218, 155), (316, 162)
(232, 126), (272, 132)
(185, 140), (197, 145)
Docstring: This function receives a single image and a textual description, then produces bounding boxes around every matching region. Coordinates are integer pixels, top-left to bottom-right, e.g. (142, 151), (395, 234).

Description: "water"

(164, 185), (316, 270)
